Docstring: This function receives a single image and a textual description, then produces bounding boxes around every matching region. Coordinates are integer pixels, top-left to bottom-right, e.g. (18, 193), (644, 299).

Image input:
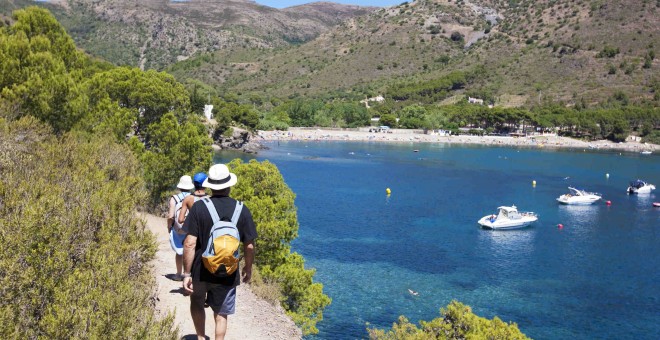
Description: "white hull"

(556, 195), (601, 205)
(627, 185), (655, 194)
(478, 215), (537, 230)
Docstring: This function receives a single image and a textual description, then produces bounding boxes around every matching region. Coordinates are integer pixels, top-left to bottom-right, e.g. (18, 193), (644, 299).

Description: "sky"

(255, 0), (403, 9)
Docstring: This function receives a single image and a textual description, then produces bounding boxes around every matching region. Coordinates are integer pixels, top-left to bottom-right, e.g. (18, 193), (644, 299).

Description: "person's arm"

(182, 234), (197, 293)
(241, 240), (255, 283)
(178, 195), (193, 225)
(166, 196), (175, 232)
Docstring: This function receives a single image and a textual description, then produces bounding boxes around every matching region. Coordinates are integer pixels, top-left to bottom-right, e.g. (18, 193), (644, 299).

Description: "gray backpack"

(201, 198), (243, 277)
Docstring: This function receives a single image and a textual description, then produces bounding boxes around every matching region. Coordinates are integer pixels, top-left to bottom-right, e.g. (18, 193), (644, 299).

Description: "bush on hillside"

(367, 301), (529, 340)
(0, 117), (176, 338)
(642, 130), (660, 145)
(597, 46), (619, 58)
(0, 7), (88, 133)
(227, 159), (331, 335)
(0, 7), (213, 206)
(379, 113), (398, 128)
(257, 119), (290, 131)
(450, 31), (464, 43)
(387, 71), (468, 103)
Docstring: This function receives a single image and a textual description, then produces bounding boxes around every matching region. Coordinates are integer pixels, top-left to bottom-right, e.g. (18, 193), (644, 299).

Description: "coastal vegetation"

(368, 301), (529, 340)
(248, 94), (659, 143)
(227, 159), (332, 335)
(0, 7), (329, 335)
(0, 116), (177, 338)
(162, 0), (658, 106)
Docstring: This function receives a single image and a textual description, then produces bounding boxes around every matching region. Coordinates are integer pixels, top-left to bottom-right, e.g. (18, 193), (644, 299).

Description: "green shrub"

(0, 7), (213, 207)
(368, 301), (529, 340)
(257, 119), (290, 131)
(450, 31), (464, 43)
(228, 159), (331, 335)
(597, 46), (620, 58)
(0, 117), (176, 338)
(642, 130), (660, 144)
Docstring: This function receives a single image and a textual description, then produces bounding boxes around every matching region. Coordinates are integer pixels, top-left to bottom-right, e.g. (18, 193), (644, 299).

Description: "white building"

(360, 95), (386, 108)
(204, 105), (213, 120)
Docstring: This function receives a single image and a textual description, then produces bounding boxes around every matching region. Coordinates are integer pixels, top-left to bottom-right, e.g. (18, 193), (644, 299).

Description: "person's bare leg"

(175, 254), (183, 276)
(190, 296), (206, 340)
(214, 314), (228, 340)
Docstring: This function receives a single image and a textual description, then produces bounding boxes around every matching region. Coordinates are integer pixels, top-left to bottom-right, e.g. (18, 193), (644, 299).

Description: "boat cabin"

(629, 180), (647, 189)
(497, 206), (521, 220)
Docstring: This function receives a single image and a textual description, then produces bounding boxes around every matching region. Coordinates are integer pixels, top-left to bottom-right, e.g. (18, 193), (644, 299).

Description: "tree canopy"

(0, 116), (176, 338)
(228, 159), (331, 335)
(0, 8), (330, 335)
(368, 301), (529, 340)
(0, 7), (212, 204)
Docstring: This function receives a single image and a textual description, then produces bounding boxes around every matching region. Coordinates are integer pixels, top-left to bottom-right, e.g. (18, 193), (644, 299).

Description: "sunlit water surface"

(216, 141), (659, 339)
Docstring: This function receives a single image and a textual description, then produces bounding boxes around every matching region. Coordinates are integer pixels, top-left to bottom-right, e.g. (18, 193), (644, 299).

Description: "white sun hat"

(176, 175), (195, 190)
(203, 164), (238, 190)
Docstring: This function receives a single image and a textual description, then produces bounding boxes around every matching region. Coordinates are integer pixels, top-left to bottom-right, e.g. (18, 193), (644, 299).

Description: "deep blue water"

(215, 141), (660, 340)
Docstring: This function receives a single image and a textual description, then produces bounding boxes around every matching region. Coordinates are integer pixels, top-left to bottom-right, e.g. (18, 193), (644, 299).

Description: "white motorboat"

(640, 151), (652, 155)
(627, 180), (656, 194)
(478, 205), (538, 230)
(556, 187), (602, 205)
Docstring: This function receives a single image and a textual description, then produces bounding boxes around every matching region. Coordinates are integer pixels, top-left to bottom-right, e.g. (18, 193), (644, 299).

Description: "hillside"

(167, 0), (659, 106)
(0, 0), (374, 70)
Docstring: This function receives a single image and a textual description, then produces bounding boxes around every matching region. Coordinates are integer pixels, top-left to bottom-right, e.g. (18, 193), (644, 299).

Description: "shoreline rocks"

(214, 127), (268, 154)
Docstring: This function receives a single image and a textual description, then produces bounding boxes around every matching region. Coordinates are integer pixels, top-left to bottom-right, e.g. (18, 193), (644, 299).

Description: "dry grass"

(243, 263), (283, 307)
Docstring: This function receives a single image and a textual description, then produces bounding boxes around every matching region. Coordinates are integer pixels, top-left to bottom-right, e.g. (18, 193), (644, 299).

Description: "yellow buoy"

(386, 188), (391, 195)
(532, 180), (537, 187)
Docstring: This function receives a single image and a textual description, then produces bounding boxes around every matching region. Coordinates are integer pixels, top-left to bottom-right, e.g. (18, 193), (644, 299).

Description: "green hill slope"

(168, 0), (659, 106)
(0, 0), (374, 70)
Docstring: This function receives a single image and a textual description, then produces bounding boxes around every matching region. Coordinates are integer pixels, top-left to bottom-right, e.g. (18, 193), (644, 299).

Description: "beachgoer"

(167, 175), (195, 281)
(182, 164), (258, 340)
(177, 172), (209, 226)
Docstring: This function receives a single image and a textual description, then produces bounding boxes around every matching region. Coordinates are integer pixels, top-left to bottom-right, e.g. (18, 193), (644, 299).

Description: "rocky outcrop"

(34, 0), (375, 70)
(215, 127), (267, 154)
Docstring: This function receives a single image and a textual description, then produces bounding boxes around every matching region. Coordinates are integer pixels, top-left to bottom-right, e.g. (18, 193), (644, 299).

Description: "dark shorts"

(190, 280), (236, 315)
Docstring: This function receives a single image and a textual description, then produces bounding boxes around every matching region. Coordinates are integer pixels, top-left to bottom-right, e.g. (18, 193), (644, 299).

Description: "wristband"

(182, 273), (191, 278)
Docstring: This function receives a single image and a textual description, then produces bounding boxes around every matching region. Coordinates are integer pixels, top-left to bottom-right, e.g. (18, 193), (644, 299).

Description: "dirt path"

(141, 213), (302, 340)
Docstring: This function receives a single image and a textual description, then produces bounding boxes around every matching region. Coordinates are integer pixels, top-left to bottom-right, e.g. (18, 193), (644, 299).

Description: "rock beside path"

(141, 213), (301, 340)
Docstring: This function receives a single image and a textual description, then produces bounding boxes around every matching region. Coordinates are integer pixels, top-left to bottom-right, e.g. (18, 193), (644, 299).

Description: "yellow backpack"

(200, 198), (243, 277)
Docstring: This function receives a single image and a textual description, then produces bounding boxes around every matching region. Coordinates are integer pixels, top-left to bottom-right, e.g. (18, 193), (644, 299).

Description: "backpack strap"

(202, 197), (220, 224)
(173, 192), (188, 204)
(201, 198), (243, 226)
(231, 201), (243, 227)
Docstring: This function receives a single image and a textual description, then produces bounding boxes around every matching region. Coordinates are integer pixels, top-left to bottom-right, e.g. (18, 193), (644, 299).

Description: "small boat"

(627, 179), (656, 194)
(556, 187), (602, 205)
(478, 205), (538, 230)
(640, 151), (652, 155)
(653, 202), (660, 207)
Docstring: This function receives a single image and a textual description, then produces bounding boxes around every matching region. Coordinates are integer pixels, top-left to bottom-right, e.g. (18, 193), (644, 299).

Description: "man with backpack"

(167, 175), (195, 281)
(182, 163), (257, 340)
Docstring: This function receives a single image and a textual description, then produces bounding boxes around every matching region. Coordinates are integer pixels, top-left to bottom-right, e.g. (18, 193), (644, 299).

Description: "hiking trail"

(142, 213), (301, 339)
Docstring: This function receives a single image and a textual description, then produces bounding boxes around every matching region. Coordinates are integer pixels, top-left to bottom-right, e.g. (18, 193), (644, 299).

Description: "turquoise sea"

(216, 141), (660, 339)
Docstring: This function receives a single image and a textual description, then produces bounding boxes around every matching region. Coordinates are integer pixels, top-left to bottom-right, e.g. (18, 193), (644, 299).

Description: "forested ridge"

(0, 7), (329, 336)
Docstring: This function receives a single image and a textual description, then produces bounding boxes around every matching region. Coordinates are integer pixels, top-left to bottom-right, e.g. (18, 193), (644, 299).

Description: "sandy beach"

(258, 127), (659, 153)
